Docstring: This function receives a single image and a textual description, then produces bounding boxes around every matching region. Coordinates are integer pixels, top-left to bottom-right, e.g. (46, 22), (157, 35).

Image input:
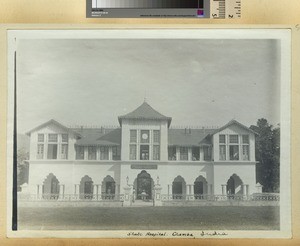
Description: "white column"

(246, 185), (249, 196)
(96, 147), (100, 160)
(185, 184), (189, 200)
(242, 184), (247, 195)
(98, 184), (102, 200)
(115, 184), (119, 195)
(84, 146), (88, 160)
(109, 147), (113, 160)
(176, 147), (180, 161)
(190, 185), (193, 195)
(221, 184), (226, 195)
(59, 184), (64, 199)
(190, 184), (194, 200)
(36, 184), (40, 196)
(188, 148), (192, 161)
(36, 184), (41, 198)
(208, 184), (211, 195)
(76, 184), (80, 196)
(200, 147), (204, 161)
(186, 185), (190, 195)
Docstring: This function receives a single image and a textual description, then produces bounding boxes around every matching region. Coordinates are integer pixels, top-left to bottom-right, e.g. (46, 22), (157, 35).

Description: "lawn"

(18, 206), (280, 230)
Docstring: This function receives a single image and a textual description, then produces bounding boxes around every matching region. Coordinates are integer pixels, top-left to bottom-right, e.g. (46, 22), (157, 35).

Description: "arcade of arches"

(39, 172), (250, 200)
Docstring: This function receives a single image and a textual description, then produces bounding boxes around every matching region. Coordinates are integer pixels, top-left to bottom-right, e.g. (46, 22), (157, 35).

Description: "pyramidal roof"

(118, 101), (172, 127)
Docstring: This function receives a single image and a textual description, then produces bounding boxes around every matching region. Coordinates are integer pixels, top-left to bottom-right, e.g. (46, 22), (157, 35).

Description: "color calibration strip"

(92, 0), (203, 9)
(86, 0), (241, 18)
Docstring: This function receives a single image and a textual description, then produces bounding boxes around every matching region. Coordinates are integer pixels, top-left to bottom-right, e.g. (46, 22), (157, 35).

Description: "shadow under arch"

(102, 175), (116, 199)
(79, 175), (93, 199)
(227, 173), (243, 195)
(172, 175), (186, 199)
(133, 170), (154, 200)
(43, 173), (60, 200)
(194, 175), (208, 199)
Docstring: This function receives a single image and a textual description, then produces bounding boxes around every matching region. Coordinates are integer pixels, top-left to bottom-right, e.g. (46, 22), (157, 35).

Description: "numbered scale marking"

(210, 0), (241, 19)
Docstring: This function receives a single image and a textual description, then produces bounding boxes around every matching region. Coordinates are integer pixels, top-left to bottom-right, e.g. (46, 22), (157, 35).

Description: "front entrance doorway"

(136, 170), (153, 200)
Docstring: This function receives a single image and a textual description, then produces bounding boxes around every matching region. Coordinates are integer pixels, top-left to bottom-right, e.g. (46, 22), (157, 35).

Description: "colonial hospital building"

(24, 102), (261, 205)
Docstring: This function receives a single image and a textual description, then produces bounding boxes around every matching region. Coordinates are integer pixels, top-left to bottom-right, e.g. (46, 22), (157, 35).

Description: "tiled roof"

(168, 128), (215, 147)
(75, 128), (121, 146)
(74, 127), (213, 147)
(118, 102), (172, 127)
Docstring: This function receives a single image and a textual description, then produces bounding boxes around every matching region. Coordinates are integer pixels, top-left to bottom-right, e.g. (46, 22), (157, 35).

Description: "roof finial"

(144, 91), (147, 103)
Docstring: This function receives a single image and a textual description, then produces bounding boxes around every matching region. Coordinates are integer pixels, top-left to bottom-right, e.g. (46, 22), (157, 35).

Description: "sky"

(16, 38), (281, 134)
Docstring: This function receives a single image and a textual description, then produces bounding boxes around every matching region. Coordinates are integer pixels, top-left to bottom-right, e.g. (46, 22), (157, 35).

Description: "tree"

(17, 148), (29, 191)
(251, 118), (280, 193)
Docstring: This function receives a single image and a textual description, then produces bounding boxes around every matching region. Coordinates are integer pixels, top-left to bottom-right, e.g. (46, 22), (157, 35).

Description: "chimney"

(189, 128), (191, 134)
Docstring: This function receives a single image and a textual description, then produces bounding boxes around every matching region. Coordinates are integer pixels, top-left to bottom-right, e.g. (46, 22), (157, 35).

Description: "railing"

(161, 193), (280, 201)
(18, 193), (279, 202)
(18, 193), (125, 201)
(249, 193), (280, 201)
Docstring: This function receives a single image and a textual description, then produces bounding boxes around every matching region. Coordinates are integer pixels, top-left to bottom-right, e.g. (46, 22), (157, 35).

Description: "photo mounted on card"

(6, 28), (291, 238)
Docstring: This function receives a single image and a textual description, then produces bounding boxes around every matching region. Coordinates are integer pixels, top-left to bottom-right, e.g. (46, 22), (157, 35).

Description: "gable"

(212, 120), (257, 136)
(218, 124), (253, 135)
(26, 119), (80, 137)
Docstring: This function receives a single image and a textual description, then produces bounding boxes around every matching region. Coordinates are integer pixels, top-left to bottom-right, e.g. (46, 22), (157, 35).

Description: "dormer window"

(48, 134), (58, 142)
(47, 134), (58, 159)
(203, 146), (212, 161)
(100, 147), (109, 160)
(242, 135), (250, 160)
(180, 147), (188, 161)
(88, 146), (97, 160)
(229, 135), (239, 160)
(37, 134), (45, 159)
(76, 146), (85, 160)
(219, 135), (226, 161)
(38, 134), (44, 142)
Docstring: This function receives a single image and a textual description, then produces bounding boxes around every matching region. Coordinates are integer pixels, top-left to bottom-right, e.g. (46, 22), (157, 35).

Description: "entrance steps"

(130, 200), (154, 207)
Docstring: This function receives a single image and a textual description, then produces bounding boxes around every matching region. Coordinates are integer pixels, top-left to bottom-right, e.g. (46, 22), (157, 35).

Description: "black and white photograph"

(7, 29), (291, 238)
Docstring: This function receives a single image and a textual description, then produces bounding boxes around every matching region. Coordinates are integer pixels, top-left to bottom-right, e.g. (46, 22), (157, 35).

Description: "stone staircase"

(130, 199), (154, 207)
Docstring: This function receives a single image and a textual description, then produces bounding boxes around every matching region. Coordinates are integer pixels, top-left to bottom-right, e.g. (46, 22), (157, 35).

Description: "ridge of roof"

(75, 128), (121, 146)
(26, 119), (81, 137)
(168, 128), (214, 146)
(118, 102), (172, 127)
(212, 119), (258, 135)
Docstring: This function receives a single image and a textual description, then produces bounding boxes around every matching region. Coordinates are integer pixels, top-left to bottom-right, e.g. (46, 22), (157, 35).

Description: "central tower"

(118, 102), (172, 162)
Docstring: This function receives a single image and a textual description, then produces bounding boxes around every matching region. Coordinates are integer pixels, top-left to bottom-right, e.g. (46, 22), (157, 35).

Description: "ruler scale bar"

(210, 0), (241, 19)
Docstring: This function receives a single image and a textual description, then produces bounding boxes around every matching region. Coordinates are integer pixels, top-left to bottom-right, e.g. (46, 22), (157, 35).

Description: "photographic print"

(7, 29), (291, 238)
